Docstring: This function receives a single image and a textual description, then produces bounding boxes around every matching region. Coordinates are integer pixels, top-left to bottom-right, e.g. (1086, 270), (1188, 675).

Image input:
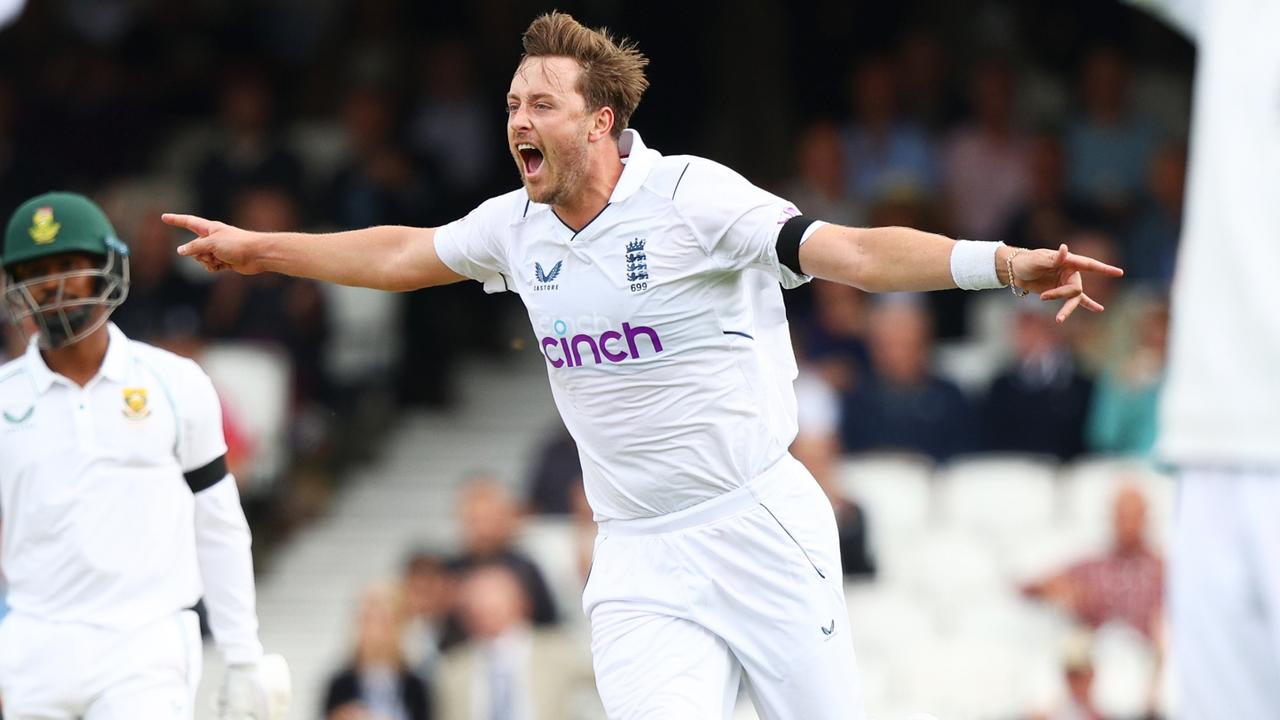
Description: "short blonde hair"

(521, 11), (649, 139)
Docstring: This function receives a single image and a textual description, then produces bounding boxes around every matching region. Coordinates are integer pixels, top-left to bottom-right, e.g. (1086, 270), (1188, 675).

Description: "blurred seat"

(1062, 456), (1175, 549)
(949, 594), (1075, 715)
(935, 339), (1005, 397)
(879, 527), (1005, 604)
(936, 453), (1059, 539)
(966, 291), (1018, 364)
(323, 283), (403, 385)
(903, 636), (1028, 719)
(199, 342), (292, 493)
(839, 452), (934, 553)
(846, 583), (938, 660)
(1092, 620), (1159, 719)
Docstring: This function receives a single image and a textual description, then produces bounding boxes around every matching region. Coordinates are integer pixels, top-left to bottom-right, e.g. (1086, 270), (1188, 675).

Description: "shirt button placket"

(73, 387), (95, 445)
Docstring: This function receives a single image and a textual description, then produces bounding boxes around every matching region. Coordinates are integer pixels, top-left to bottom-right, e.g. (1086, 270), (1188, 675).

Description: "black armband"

(185, 454), (228, 493)
(777, 215), (819, 276)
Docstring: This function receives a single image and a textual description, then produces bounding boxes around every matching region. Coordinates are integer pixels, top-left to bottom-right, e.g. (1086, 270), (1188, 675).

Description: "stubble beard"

(524, 138), (590, 207)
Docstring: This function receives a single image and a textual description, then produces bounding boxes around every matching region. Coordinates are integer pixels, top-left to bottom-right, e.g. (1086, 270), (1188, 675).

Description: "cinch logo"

(540, 321), (664, 368)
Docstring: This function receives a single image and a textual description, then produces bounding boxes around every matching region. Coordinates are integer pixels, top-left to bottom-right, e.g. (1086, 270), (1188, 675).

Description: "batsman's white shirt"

(436, 130), (810, 521)
(0, 323), (260, 662)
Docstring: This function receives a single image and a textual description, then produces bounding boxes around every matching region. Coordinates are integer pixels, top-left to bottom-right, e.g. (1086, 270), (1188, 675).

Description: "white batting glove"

(216, 653), (292, 720)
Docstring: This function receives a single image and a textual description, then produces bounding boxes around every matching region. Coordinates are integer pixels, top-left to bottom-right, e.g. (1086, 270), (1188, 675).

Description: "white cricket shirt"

(0, 324), (244, 636)
(436, 130), (810, 520)
(1151, 0), (1280, 466)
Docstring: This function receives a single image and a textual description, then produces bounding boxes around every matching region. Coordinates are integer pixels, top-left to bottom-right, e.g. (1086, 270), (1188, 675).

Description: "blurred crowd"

(0, 1), (1194, 718)
(324, 475), (600, 720)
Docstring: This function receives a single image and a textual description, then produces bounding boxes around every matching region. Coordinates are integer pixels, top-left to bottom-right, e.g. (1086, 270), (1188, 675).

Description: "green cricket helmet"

(2, 192), (130, 349)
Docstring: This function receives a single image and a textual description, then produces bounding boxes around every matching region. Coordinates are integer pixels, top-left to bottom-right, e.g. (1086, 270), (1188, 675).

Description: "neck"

(42, 326), (110, 387)
(1115, 541), (1146, 557)
(553, 142), (624, 230)
(357, 650), (399, 668)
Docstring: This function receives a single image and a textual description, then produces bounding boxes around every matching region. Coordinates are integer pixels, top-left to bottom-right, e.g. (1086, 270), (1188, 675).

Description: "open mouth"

(517, 143), (545, 177)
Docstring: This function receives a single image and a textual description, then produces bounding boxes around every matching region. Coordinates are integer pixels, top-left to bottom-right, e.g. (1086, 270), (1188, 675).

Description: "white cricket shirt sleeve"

(182, 362), (263, 665)
(177, 361), (228, 473)
(433, 193), (518, 294)
(674, 159), (812, 289)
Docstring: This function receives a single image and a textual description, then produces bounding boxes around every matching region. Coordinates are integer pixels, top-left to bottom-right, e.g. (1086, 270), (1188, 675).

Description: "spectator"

(194, 67), (304, 221)
(323, 581), (432, 720)
(203, 187), (330, 407)
(982, 304), (1094, 461)
(442, 475), (558, 649)
(109, 206), (208, 343)
(1123, 142), (1186, 288)
(839, 297), (976, 462)
(327, 84), (437, 230)
(843, 55), (938, 202)
(1023, 484), (1164, 642)
(525, 420), (582, 516)
(401, 551), (455, 681)
(894, 28), (962, 134)
(999, 131), (1097, 251)
(408, 40), (497, 207)
(1086, 295), (1169, 456)
(1065, 46), (1158, 224)
(1033, 630), (1105, 720)
(435, 563), (594, 720)
(781, 120), (864, 228)
(940, 58), (1030, 242)
(799, 279), (870, 393)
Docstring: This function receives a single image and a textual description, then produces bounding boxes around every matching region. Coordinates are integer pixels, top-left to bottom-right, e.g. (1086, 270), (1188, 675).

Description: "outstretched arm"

(798, 224), (1123, 323)
(161, 214), (467, 292)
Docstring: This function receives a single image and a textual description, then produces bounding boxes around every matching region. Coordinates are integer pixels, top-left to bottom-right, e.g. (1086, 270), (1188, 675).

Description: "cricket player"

(0, 192), (290, 719)
(1129, 2), (1280, 718)
(164, 13), (1121, 719)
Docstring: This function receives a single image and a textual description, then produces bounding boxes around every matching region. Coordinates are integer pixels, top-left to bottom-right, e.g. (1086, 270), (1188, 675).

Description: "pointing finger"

(161, 213), (218, 236)
(1065, 253), (1125, 277)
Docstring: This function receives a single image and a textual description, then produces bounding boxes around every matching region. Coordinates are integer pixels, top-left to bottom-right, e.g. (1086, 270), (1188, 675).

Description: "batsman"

(0, 192), (290, 720)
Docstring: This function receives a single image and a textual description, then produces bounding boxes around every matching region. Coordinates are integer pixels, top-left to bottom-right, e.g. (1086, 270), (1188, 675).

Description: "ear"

(588, 106), (616, 143)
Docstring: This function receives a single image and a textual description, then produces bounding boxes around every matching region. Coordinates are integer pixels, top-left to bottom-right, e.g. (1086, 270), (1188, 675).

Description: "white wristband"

(950, 240), (1004, 290)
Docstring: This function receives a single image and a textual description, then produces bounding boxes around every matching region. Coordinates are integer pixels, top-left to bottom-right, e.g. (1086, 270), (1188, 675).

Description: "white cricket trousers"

(584, 454), (866, 720)
(0, 609), (202, 719)
(1171, 468), (1280, 720)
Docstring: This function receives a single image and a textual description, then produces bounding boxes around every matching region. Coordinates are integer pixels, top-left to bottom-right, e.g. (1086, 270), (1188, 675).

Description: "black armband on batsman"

(185, 454), (228, 493)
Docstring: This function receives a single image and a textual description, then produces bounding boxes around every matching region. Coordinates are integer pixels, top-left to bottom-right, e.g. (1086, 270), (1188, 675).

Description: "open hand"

(1009, 243), (1124, 323)
(162, 213), (265, 275)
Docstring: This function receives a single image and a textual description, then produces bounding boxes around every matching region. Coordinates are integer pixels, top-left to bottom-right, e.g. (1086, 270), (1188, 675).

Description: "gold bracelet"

(1006, 248), (1029, 297)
